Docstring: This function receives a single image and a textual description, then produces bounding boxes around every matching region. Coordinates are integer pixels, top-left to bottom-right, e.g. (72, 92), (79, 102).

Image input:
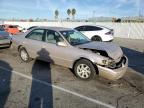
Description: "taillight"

(105, 31), (111, 35)
(105, 30), (114, 35)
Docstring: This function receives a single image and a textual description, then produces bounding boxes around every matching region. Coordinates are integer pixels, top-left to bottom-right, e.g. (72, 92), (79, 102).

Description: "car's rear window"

(9, 26), (17, 28)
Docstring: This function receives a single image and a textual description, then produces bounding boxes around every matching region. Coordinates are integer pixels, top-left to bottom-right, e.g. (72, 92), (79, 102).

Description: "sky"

(0, 0), (144, 19)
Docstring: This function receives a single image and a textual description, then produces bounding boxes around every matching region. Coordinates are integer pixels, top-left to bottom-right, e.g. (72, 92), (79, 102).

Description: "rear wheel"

(74, 59), (96, 80)
(91, 36), (102, 41)
(19, 47), (31, 62)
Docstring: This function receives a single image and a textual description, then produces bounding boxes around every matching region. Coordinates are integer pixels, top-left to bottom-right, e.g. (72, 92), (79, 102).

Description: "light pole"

(92, 10), (95, 23)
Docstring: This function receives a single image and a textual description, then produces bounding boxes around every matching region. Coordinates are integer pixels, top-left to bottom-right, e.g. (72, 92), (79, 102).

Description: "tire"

(19, 47), (31, 62)
(91, 36), (102, 41)
(74, 59), (96, 80)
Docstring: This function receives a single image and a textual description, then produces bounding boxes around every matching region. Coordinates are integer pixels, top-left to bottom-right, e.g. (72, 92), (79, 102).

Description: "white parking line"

(0, 66), (115, 108)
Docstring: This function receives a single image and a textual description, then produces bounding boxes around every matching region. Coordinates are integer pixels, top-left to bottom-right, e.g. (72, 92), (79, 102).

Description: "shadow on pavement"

(28, 48), (53, 108)
(121, 47), (144, 74)
(0, 60), (12, 108)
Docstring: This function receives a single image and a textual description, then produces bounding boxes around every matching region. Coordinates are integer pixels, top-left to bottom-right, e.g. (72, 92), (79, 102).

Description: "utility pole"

(138, 0), (142, 17)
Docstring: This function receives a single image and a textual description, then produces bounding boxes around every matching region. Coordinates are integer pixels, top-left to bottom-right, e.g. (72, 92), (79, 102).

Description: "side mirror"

(57, 42), (67, 47)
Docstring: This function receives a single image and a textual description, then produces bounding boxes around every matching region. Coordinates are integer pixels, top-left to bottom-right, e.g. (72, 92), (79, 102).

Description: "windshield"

(60, 30), (90, 45)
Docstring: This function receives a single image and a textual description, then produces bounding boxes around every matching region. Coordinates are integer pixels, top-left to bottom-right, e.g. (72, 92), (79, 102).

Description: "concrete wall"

(4, 21), (144, 40)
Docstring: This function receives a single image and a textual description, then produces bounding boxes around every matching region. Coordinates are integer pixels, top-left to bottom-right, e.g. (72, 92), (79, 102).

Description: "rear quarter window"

(9, 26), (18, 28)
(25, 29), (45, 41)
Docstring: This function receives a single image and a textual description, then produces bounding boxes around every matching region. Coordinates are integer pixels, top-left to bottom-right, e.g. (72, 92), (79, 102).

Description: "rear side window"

(25, 29), (45, 41)
(84, 26), (102, 31)
(75, 26), (84, 31)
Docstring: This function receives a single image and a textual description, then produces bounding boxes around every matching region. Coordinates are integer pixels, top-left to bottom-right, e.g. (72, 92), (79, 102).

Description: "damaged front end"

(81, 48), (128, 80)
(82, 48), (125, 69)
(106, 56), (127, 69)
(97, 55), (128, 80)
(77, 41), (128, 80)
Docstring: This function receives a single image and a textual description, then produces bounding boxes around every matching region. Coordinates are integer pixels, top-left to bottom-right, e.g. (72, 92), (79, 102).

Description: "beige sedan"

(12, 27), (128, 80)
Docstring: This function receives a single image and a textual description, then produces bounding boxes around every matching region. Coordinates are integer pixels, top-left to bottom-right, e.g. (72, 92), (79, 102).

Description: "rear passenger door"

(23, 29), (45, 58)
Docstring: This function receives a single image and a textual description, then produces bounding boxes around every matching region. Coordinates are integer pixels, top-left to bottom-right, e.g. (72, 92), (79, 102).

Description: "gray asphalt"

(0, 37), (144, 108)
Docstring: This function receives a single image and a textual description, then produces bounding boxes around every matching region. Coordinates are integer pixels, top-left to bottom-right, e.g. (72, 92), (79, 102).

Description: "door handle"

(22, 41), (26, 44)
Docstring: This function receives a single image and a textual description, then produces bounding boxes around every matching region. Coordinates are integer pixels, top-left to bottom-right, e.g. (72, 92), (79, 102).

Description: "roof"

(35, 26), (72, 31)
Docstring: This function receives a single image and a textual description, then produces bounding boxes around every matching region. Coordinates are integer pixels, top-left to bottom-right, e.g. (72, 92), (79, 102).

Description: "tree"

(116, 18), (121, 23)
(29, 19), (34, 22)
(112, 17), (116, 22)
(72, 8), (76, 20)
(67, 9), (71, 19)
(55, 10), (59, 20)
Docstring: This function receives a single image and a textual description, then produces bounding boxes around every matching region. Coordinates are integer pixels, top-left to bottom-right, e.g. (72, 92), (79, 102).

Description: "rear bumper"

(102, 35), (114, 42)
(97, 56), (128, 80)
(105, 39), (113, 42)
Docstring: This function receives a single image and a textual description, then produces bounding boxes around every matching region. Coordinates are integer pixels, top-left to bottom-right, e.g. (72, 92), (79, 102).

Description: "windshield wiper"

(72, 41), (91, 46)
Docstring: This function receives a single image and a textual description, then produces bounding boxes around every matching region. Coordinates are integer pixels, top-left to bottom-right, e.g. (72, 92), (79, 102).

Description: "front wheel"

(74, 59), (96, 80)
(19, 47), (31, 62)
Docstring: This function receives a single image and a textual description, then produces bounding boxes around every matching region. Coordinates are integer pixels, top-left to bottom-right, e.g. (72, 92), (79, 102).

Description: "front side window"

(26, 29), (44, 41)
(45, 30), (64, 44)
(60, 30), (90, 46)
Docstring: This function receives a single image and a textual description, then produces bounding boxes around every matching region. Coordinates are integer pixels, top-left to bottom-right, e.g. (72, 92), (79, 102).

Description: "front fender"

(71, 53), (108, 68)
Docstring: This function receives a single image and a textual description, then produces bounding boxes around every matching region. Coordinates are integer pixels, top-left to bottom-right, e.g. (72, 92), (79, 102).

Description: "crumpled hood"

(77, 42), (123, 60)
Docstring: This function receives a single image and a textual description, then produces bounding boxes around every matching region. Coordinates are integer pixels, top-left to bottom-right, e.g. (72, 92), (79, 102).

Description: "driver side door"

(42, 29), (74, 67)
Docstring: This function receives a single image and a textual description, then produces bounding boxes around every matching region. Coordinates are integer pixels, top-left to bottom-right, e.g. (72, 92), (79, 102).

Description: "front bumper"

(97, 56), (128, 80)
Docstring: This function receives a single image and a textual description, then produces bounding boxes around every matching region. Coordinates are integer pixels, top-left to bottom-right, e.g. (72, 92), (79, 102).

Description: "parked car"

(12, 27), (128, 80)
(16, 25), (26, 33)
(0, 25), (5, 30)
(4, 25), (20, 35)
(75, 25), (114, 42)
(0, 27), (12, 48)
(22, 26), (38, 33)
(27, 26), (38, 31)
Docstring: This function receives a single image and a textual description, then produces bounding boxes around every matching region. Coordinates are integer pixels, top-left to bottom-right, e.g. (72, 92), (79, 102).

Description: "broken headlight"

(102, 59), (116, 67)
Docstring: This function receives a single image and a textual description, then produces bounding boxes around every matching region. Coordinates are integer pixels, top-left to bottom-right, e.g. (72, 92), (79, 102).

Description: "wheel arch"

(91, 35), (102, 41)
(18, 45), (24, 51)
(72, 57), (99, 74)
